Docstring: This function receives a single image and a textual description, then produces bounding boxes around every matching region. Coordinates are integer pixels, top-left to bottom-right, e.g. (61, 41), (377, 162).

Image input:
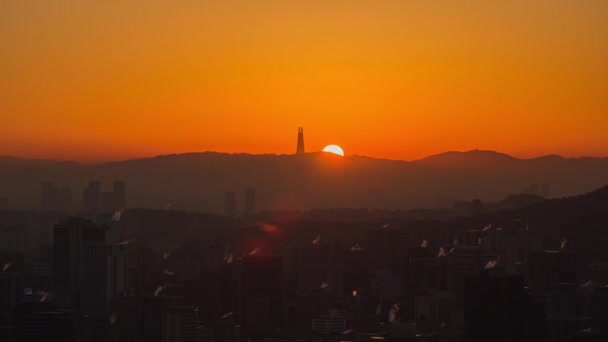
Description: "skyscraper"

(102, 180), (127, 214)
(0, 270), (22, 320)
(464, 273), (547, 342)
(53, 217), (127, 313)
(161, 306), (199, 342)
(284, 244), (344, 293)
(83, 180), (127, 215)
(296, 127), (305, 154)
(241, 256), (284, 336)
(528, 251), (578, 293)
(295, 288), (334, 333)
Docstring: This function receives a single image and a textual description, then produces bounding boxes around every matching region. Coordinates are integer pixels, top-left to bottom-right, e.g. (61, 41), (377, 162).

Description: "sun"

(322, 145), (344, 156)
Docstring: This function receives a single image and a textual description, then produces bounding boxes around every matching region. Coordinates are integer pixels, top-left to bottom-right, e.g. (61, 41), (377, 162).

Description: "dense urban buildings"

(82, 180), (127, 217)
(2, 182), (608, 341)
(0, 132), (607, 341)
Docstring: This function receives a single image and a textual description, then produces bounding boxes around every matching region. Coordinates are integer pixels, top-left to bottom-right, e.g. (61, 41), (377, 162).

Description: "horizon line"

(2, 149), (608, 166)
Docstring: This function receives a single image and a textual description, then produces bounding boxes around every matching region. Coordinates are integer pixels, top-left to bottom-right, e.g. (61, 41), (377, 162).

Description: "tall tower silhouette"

(296, 127), (305, 154)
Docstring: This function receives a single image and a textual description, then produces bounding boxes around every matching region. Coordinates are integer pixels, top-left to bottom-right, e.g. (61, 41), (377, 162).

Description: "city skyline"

(2, 129), (608, 165)
(4, 144), (608, 165)
(2, 1), (608, 162)
(2, 2), (608, 341)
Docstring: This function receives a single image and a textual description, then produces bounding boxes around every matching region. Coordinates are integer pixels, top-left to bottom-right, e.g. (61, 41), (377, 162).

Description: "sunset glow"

(1, 1), (607, 162)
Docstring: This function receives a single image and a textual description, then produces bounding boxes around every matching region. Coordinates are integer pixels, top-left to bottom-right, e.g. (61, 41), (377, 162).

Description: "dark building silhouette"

(102, 180), (127, 214)
(471, 198), (484, 216)
(162, 305), (199, 342)
(190, 264), (238, 322)
(284, 244), (344, 293)
(464, 273), (546, 342)
(244, 187), (255, 217)
(79, 313), (130, 342)
(23, 262), (52, 302)
(53, 217), (128, 313)
(11, 302), (76, 342)
(414, 287), (453, 331)
(404, 246), (447, 318)
(446, 246), (499, 312)
(463, 229), (482, 246)
(224, 191), (237, 218)
(0, 271), (22, 320)
(311, 308), (345, 334)
(585, 286), (608, 333)
(142, 296), (184, 342)
(205, 312), (240, 342)
(241, 256), (284, 337)
(375, 270), (405, 301)
(528, 251), (578, 293)
(406, 246), (448, 291)
(343, 247), (370, 297)
(571, 331), (606, 342)
(83, 180), (127, 216)
(295, 288), (334, 333)
(296, 127), (305, 154)
(365, 228), (409, 275)
(82, 181), (102, 216)
(128, 244), (164, 297)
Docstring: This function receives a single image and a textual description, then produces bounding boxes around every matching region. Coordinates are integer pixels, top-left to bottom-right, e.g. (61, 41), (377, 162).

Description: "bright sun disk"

(323, 145), (344, 156)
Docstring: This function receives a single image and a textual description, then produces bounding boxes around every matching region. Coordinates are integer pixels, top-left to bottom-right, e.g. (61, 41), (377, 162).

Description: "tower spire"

(296, 127), (305, 155)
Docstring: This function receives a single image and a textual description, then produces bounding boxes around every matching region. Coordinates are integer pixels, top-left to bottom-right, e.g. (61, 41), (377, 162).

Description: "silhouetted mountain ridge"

(1, 150), (607, 212)
(0, 156), (79, 168)
(2, 149), (602, 166)
(417, 149), (518, 165)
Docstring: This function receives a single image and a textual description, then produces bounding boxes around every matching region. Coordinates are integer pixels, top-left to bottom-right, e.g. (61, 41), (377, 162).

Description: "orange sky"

(1, 1), (607, 163)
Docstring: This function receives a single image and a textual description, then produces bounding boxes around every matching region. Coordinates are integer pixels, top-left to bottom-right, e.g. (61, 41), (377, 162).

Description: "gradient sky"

(1, 0), (607, 163)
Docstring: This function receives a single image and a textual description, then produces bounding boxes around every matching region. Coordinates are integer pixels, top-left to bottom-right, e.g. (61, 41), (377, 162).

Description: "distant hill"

(416, 149), (518, 167)
(0, 150), (607, 212)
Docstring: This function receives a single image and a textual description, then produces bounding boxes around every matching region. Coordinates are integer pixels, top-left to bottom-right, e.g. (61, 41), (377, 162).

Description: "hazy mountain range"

(1, 150), (607, 212)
